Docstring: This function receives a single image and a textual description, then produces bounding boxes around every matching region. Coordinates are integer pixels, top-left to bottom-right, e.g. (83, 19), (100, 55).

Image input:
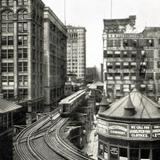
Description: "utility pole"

(64, 0), (66, 25)
(110, 0), (112, 19)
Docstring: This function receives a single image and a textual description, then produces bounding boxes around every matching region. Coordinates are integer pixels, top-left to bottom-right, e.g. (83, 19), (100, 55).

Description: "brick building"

(103, 15), (160, 102)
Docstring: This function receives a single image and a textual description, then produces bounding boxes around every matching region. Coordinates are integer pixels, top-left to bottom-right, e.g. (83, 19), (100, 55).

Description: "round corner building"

(97, 89), (160, 160)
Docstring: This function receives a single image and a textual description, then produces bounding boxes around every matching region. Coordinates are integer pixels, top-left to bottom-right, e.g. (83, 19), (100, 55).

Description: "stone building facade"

(67, 26), (86, 81)
(43, 7), (67, 110)
(0, 0), (67, 123)
(0, 0), (45, 124)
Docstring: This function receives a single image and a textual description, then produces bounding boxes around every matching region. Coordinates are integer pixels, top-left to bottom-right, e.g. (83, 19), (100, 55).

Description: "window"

(18, 75), (28, 86)
(2, 10), (13, 20)
(1, 49), (14, 59)
(18, 48), (27, 58)
(1, 0), (7, 6)
(120, 148), (127, 160)
(23, 0), (28, 5)
(1, 36), (13, 45)
(2, 23), (7, 32)
(1, 36), (7, 45)
(2, 90), (14, 99)
(18, 35), (28, 46)
(8, 36), (13, 45)
(18, 89), (28, 99)
(123, 39), (128, 47)
(141, 149), (150, 159)
(130, 149), (139, 160)
(8, 76), (14, 85)
(1, 0), (13, 6)
(18, 62), (28, 72)
(115, 40), (121, 47)
(8, 23), (14, 32)
(18, 22), (28, 32)
(8, 0), (13, 6)
(1, 63), (14, 72)
(153, 149), (160, 159)
(107, 40), (113, 47)
(146, 39), (154, 47)
(18, 0), (28, 5)
(18, 10), (28, 19)
(2, 76), (7, 85)
(157, 61), (160, 68)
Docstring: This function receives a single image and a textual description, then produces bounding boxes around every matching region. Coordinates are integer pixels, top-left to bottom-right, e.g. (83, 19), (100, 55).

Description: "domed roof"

(99, 88), (160, 121)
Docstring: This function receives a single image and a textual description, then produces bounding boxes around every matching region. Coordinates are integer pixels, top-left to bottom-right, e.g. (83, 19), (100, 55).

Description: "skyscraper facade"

(67, 26), (86, 81)
(43, 7), (67, 110)
(103, 16), (160, 102)
(0, 0), (45, 123)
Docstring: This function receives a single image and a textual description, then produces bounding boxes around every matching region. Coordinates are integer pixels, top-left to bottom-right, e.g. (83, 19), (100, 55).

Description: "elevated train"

(59, 89), (86, 117)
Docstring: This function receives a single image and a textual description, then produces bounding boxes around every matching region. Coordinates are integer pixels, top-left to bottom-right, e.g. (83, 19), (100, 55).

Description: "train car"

(59, 89), (86, 117)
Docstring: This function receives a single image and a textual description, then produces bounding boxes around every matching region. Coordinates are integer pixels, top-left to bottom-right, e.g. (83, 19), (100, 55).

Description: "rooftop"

(99, 89), (160, 121)
(0, 99), (22, 114)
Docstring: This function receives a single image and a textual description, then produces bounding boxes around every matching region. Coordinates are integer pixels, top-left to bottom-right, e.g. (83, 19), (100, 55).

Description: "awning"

(0, 99), (22, 113)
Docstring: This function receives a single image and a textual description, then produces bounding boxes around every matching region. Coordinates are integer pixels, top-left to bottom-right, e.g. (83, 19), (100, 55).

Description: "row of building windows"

(104, 50), (143, 59)
(2, 75), (28, 86)
(1, 0), (28, 6)
(1, 48), (27, 59)
(1, 35), (28, 46)
(106, 62), (137, 69)
(2, 89), (28, 99)
(105, 73), (157, 80)
(107, 84), (155, 94)
(1, 22), (28, 33)
(98, 142), (159, 160)
(2, 9), (28, 20)
(105, 39), (155, 48)
(1, 62), (27, 72)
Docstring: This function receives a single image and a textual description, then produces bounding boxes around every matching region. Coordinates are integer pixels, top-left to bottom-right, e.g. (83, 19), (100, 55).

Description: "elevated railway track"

(14, 109), (93, 160)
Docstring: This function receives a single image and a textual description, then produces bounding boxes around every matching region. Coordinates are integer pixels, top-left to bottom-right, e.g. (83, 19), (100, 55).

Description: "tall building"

(43, 7), (67, 110)
(67, 26), (86, 81)
(0, 0), (44, 124)
(86, 67), (97, 83)
(103, 15), (160, 102)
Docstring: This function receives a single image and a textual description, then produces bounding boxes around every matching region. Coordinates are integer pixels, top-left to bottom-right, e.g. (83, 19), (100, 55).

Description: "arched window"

(1, 0), (13, 6)
(2, 10), (13, 20)
(18, 10), (28, 19)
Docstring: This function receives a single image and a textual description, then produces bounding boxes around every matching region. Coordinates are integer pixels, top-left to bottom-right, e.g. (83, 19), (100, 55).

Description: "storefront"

(97, 89), (160, 160)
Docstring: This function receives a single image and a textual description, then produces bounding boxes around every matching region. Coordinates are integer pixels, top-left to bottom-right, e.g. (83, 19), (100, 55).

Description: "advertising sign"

(96, 119), (108, 135)
(129, 125), (151, 138)
(110, 146), (118, 160)
(152, 125), (160, 138)
(109, 123), (128, 137)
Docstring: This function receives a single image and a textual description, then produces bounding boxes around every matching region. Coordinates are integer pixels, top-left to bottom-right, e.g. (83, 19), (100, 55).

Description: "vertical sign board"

(129, 124), (151, 139)
(108, 123), (128, 137)
(110, 146), (118, 160)
(152, 125), (160, 138)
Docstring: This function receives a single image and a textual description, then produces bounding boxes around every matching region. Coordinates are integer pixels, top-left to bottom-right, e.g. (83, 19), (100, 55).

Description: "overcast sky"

(43, 0), (160, 67)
